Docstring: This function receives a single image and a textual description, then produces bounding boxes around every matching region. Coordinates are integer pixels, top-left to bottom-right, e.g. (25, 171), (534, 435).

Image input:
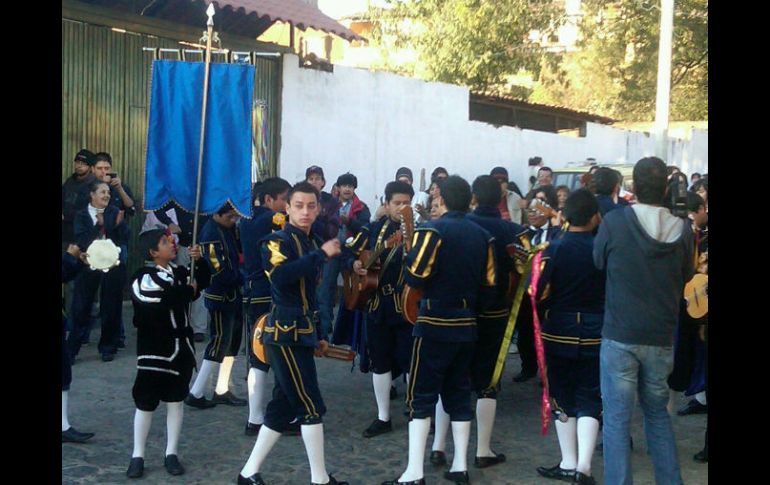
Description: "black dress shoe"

(474, 451), (506, 468)
(214, 390), (248, 406)
(677, 399), (708, 416)
(61, 427), (95, 443)
(126, 457), (144, 479)
(312, 474), (349, 485)
(101, 353), (115, 362)
(164, 454), (185, 475)
(536, 464), (575, 482)
(237, 472), (266, 485)
(513, 370), (537, 383)
(693, 449), (708, 463)
(184, 393), (217, 409)
(363, 419), (392, 438)
(572, 471), (596, 485)
(284, 421), (301, 436)
(381, 479), (425, 485)
(443, 470), (470, 484)
(430, 450), (447, 466)
(245, 422), (262, 436)
(194, 333), (206, 343)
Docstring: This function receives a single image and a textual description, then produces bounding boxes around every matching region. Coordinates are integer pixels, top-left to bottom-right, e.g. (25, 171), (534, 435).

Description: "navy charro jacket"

(73, 205), (130, 253)
(535, 231), (605, 359)
(403, 211), (496, 342)
(467, 206), (526, 316)
(344, 215), (407, 316)
(240, 206), (286, 306)
(260, 224), (330, 347)
(199, 218), (242, 311)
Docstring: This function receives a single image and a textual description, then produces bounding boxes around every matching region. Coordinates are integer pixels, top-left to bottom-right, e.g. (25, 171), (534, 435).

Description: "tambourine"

(251, 313), (269, 365)
(85, 239), (121, 272)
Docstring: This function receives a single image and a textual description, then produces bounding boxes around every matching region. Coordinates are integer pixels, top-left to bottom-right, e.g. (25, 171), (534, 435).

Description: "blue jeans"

(317, 256), (341, 335)
(600, 338), (683, 485)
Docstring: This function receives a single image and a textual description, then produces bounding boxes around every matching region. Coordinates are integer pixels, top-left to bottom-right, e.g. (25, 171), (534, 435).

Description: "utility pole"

(654, 0), (674, 160)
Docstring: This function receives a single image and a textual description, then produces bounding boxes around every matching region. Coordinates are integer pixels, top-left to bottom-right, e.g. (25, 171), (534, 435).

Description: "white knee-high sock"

(555, 417), (577, 470)
(62, 391), (70, 431)
(302, 423), (329, 484)
(475, 398), (497, 458)
(450, 421), (471, 472)
(132, 410), (154, 458)
(215, 356), (235, 395)
(190, 359), (219, 398)
(373, 372), (393, 422)
(165, 402), (184, 456)
(432, 397), (450, 452)
(576, 417), (599, 475)
(399, 417), (431, 482)
(241, 425), (282, 477)
(247, 367), (268, 425)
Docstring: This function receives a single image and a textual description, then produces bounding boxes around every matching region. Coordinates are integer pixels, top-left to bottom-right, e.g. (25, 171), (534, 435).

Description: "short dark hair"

(527, 185), (559, 209)
(538, 166), (553, 176)
(691, 178), (708, 194)
(88, 179), (109, 194)
(555, 185), (570, 195)
(431, 166), (448, 182)
(686, 191), (705, 213)
(216, 202), (236, 216)
(472, 175), (503, 208)
(384, 181), (414, 202)
(593, 167), (619, 196)
(138, 229), (166, 261)
(563, 189), (599, 226)
(288, 181), (320, 203)
(437, 175), (471, 212)
(666, 165), (680, 176)
(336, 172), (358, 188)
(633, 157), (668, 204)
(691, 172), (701, 181)
(528, 156), (542, 166)
(256, 177), (291, 205)
(93, 152), (112, 166)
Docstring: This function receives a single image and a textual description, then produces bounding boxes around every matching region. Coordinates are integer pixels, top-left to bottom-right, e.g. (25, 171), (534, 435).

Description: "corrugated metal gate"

(62, 18), (281, 276)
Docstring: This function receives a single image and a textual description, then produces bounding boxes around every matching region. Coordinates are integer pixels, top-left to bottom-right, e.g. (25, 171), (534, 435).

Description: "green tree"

(532, 0), (708, 121)
(368, 0), (563, 94)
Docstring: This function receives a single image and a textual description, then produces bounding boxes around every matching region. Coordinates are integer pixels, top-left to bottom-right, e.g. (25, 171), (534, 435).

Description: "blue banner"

(145, 60), (255, 216)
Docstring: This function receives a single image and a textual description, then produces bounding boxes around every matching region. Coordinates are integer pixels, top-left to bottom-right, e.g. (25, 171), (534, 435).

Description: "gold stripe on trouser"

(286, 347), (318, 417)
(406, 337), (423, 417)
(280, 346), (317, 418)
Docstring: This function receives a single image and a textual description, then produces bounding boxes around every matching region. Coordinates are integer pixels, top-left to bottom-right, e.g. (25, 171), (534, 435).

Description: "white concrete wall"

(278, 54), (708, 209)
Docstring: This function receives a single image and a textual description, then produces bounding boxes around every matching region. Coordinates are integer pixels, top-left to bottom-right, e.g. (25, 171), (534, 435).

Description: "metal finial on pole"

(190, 3), (215, 283)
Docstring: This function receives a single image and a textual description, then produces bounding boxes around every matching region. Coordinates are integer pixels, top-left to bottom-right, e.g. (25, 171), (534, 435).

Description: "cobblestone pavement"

(63, 305), (708, 485)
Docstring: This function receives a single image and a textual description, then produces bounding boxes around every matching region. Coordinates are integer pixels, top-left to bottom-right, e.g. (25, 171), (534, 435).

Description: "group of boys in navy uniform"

(63, 154), (621, 485)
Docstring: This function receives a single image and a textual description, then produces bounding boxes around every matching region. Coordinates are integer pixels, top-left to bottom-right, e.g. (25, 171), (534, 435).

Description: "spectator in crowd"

(490, 167), (523, 224)
(68, 180), (130, 362)
(593, 156), (693, 485)
(555, 185), (570, 211)
(63, 149), (96, 248)
(592, 168), (623, 216)
(318, 173), (370, 335)
(537, 166), (554, 188)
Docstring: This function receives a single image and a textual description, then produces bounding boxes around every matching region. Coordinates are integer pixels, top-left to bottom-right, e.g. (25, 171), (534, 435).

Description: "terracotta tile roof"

(205, 0), (364, 41)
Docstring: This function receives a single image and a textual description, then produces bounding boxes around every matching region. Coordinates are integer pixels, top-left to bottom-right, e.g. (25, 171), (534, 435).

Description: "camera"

(668, 173), (688, 218)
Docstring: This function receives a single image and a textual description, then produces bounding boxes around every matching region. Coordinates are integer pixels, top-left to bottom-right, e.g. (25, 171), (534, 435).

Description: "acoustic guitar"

(684, 273), (708, 319)
(251, 313), (356, 363)
(342, 229), (402, 311)
(400, 206), (424, 325)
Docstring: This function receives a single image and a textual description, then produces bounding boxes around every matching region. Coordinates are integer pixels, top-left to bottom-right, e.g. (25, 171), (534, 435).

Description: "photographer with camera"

(593, 157), (694, 484)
